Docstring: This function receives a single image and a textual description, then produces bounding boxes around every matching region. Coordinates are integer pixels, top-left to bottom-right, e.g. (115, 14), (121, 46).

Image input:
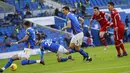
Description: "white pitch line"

(46, 66), (130, 73)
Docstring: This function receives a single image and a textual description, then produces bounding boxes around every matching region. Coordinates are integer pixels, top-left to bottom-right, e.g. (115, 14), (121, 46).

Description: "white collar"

(26, 27), (31, 31)
(67, 12), (71, 16)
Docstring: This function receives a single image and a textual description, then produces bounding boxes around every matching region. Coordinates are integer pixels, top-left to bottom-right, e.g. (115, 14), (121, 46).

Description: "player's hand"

(61, 27), (65, 31)
(10, 42), (18, 45)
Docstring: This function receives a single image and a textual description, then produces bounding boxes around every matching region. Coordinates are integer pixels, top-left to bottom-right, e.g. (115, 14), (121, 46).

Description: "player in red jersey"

(89, 7), (113, 50)
(108, 2), (128, 57)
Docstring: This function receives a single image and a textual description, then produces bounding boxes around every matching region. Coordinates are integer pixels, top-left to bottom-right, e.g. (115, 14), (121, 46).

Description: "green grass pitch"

(0, 43), (130, 73)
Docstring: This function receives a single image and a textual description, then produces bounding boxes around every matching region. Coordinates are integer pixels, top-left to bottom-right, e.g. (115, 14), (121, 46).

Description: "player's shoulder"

(111, 9), (118, 14)
(26, 27), (32, 32)
(100, 11), (105, 14)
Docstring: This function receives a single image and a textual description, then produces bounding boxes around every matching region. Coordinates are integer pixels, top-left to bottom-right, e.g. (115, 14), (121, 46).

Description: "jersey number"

(45, 39), (52, 46)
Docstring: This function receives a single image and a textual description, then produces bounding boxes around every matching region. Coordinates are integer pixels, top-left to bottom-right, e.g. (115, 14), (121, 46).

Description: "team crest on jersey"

(26, 32), (30, 35)
(67, 18), (70, 21)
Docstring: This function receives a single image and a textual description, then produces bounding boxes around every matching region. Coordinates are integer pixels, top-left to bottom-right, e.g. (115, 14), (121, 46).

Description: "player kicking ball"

(35, 35), (74, 62)
(0, 21), (44, 73)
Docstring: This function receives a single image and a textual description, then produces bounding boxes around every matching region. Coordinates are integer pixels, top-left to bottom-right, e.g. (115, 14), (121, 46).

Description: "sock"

(21, 60), (39, 65)
(69, 49), (76, 54)
(3, 58), (14, 70)
(78, 48), (89, 57)
(60, 58), (68, 62)
(40, 49), (44, 61)
(120, 44), (126, 53)
(115, 41), (121, 55)
(101, 38), (107, 46)
(116, 46), (121, 55)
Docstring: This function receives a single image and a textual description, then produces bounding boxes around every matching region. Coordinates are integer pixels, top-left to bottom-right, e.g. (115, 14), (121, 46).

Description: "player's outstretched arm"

(11, 35), (29, 45)
(88, 19), (93, 30)
(62, 22), (71, 31)
(79, 17), (84, 28)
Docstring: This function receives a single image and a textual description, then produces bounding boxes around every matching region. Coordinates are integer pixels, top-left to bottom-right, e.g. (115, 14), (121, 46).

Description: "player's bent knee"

(57, 58), (61, 62)
(12, 54), (19, 61)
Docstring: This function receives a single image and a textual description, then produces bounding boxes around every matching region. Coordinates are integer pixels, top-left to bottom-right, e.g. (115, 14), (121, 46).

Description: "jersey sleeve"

(101, 11), (106, 16)
(66, 15), (71, 23)
(26, 29), (30, 36)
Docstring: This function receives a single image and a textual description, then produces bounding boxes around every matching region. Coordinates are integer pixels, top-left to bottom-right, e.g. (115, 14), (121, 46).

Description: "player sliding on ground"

(35, 35), (74, 62)
(61, 6), (92, 61)
(89, 7), (113, 50)
(0, 21), (44, 73)
(108, 2), (128, 57)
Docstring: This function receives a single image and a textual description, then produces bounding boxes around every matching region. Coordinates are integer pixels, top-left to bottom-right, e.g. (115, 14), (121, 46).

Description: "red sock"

(116, 46), (121, 55)
(120, 44), (126, 53)
(101, 38), (107, 46)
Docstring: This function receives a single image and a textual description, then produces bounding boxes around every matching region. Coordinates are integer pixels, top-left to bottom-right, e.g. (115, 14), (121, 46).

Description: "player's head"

(93, 7), (99, 15)
(108, 2), (114, 11)
(62, 6), (70, 15)
(23, 21), (31, 29)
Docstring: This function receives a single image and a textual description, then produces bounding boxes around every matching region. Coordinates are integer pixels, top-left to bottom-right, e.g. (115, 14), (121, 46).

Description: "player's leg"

(118, 29), (128, 56)
(56, 46), (73, 62)
(0, 54), (19, 73)
(68, 37), (77, 54)
(115, 40), (122, 57)
(99, 31), (108, 50)
(74, 32), (92, 61)
(56, 52), (68, 62)
(20, 48), (42, 65)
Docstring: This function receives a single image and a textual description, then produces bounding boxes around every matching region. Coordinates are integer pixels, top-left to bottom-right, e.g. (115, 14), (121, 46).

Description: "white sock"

(2, 67), (5, 70)
(36, 60), (40, 63)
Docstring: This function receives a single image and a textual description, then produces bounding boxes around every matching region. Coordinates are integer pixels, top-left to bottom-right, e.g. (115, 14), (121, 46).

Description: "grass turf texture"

(0, 43), (130, 73)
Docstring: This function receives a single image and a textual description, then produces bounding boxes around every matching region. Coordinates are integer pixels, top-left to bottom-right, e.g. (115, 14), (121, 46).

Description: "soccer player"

(61, 6), (92, 61)
(108, 2), (128, 57)
(0, 21), (44, 73)
(35, 37), (74, 62)
(89, 7), (113, 50)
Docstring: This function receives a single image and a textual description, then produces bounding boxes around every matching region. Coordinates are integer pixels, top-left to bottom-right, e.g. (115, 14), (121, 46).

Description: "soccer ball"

(10, 63), (17, 71)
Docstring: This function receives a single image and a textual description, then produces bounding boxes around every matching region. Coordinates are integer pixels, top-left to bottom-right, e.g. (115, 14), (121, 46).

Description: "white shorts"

(18, 48), (33, 59)
(70, 32), (84, 46)
(56, 45), (68, 58)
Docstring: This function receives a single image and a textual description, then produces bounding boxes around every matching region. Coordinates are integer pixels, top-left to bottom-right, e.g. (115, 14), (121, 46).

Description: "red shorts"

(114, 25), (124, 40)
(100, 22), (111, 32)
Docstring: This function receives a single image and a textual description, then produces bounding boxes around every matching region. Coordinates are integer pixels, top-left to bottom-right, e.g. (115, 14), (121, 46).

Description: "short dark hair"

(24, 21), (31, 27)
(108, 2), (114, 6)
(93, 7), (99, 10)
(62, 6), (70, 11)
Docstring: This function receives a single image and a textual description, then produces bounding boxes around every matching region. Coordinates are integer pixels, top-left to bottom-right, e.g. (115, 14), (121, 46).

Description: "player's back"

(40, 39), (59, 53)
(66, 13), (82, 34)
(92, 11), (109, 27)
(110, 9), (124, 27)
(25, 27), (36, 49)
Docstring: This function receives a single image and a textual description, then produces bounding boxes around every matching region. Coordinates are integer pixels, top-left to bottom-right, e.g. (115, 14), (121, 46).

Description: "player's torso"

(67, 13), (82, 34)
(111, 9), (124, 27)
(94, 11), (109, 27)
(25, 27), (36, 49)
(41, 39), (59, 53)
